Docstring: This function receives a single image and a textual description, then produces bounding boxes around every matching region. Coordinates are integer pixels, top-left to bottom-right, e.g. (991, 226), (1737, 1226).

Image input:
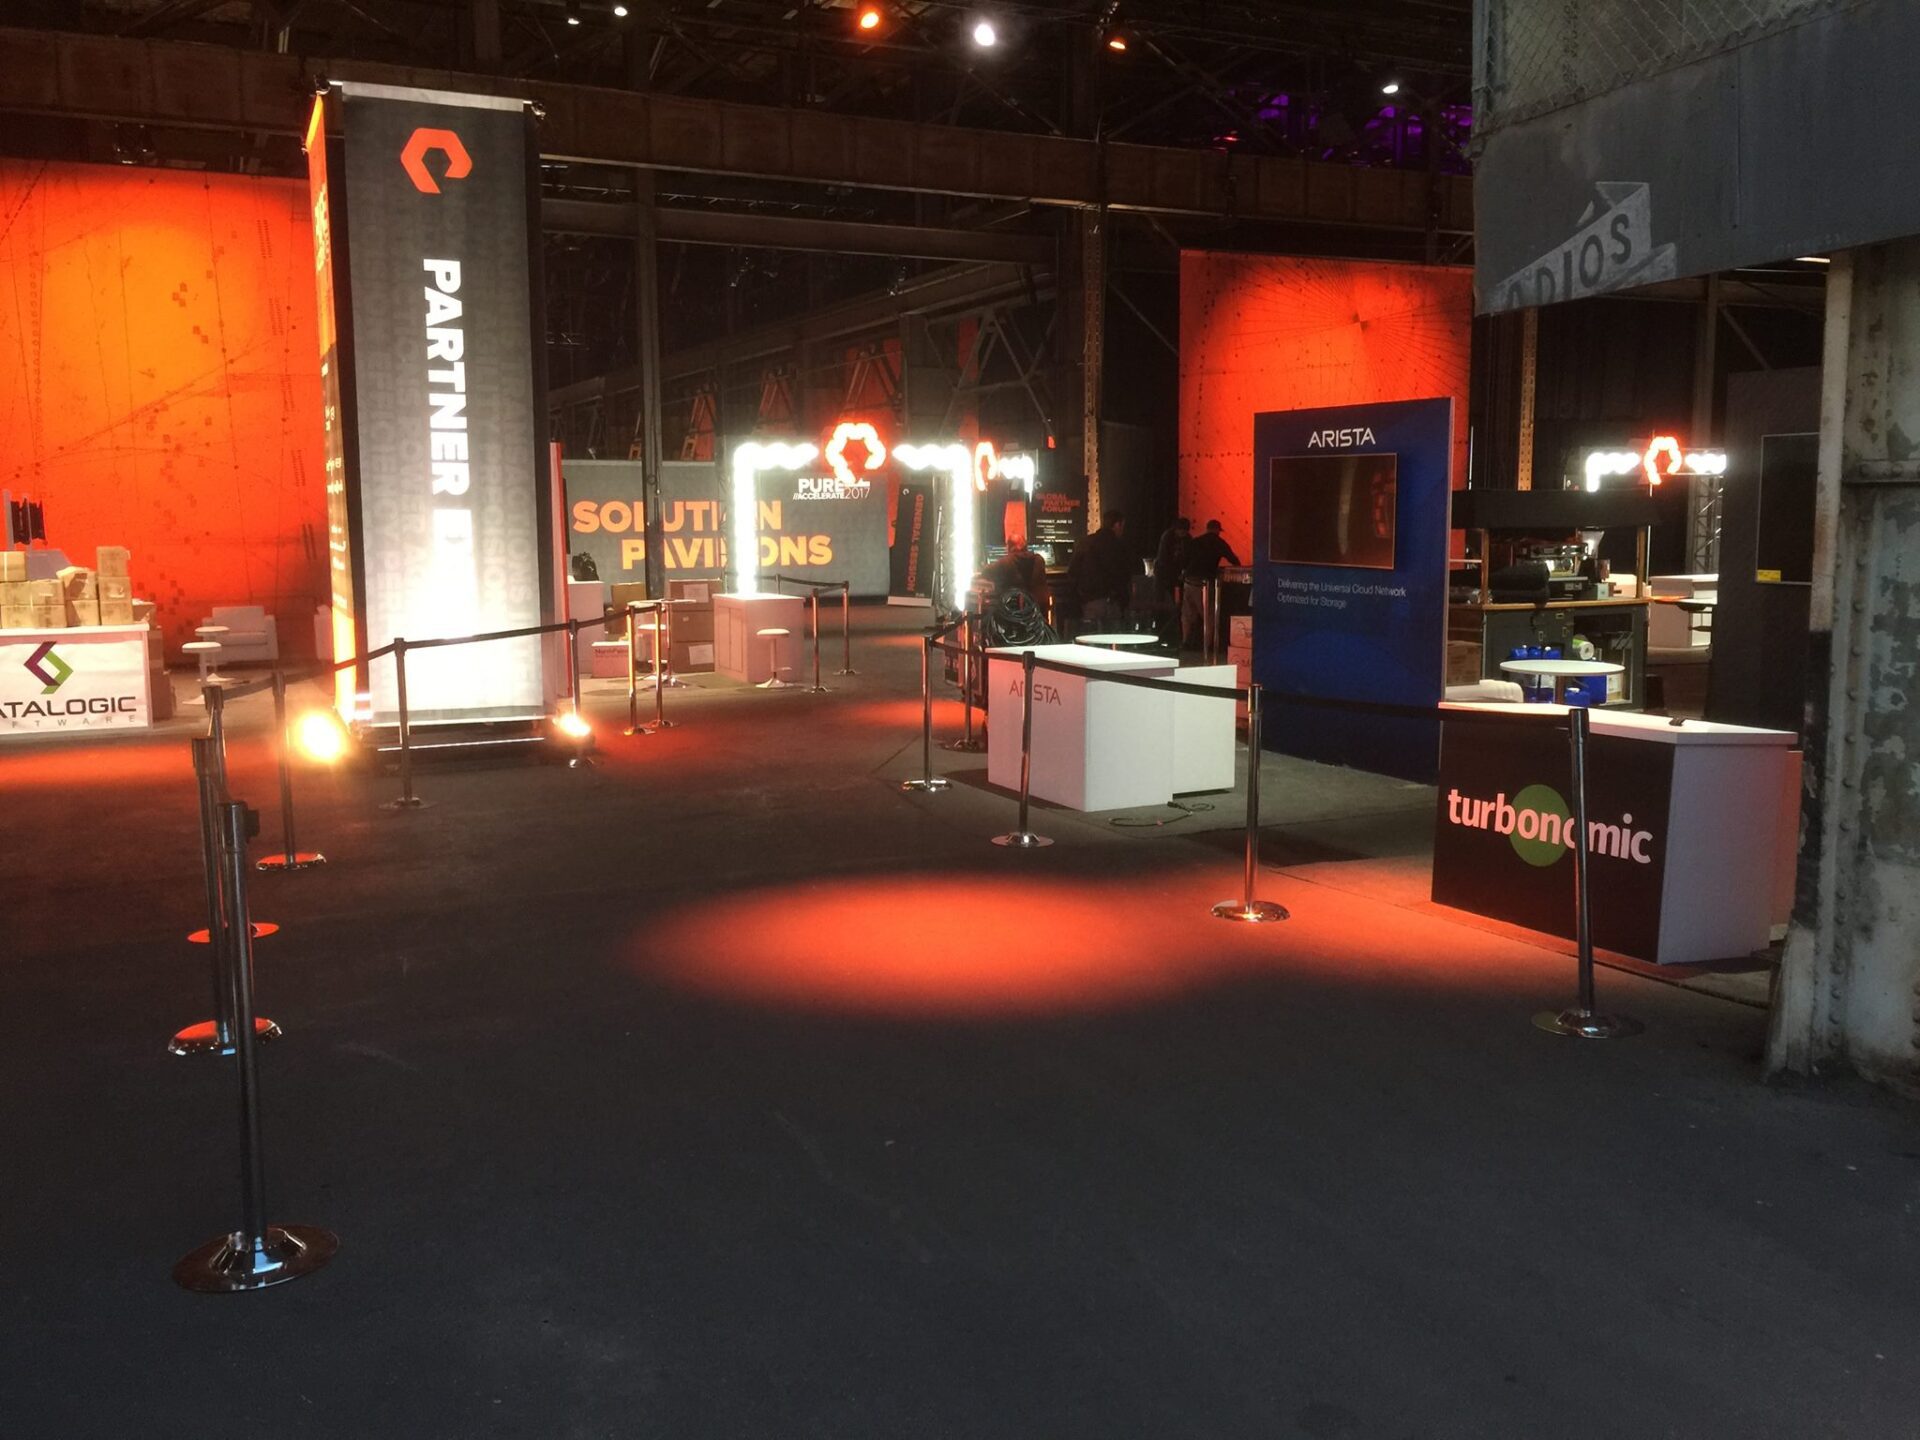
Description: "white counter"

(0, 624), (153, 735)
(985, 643), (1237, 811)
(1434, 702), (1799, 964)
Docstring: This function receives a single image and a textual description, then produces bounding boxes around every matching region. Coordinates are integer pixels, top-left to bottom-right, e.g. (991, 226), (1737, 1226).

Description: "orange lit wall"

(1178, 253), (1472, 559)
(0, 161), (326, 654)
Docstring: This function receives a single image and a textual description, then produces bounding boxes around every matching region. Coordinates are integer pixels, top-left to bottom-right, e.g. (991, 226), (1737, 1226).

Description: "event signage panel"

(1430, 715), (1671, 960)
(0, 629), (150, 734)
(307, 83), (551, 721)
(1251, 399), (1451, 781)
(565, 458), (890, 595)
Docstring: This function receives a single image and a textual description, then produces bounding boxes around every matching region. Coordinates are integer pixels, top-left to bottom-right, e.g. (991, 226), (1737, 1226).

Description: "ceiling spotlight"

(565, 0), (581, 23)
(857, 6), (883, 31)
(971, 18), (998, 48)
(1380, 79), (1401, 95)
(1104, 29), (1129, 52)
(613, 2), (629, 14)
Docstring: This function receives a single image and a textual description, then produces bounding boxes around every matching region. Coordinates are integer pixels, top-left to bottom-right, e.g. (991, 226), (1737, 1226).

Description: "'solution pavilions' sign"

(306, 83), (551, 722)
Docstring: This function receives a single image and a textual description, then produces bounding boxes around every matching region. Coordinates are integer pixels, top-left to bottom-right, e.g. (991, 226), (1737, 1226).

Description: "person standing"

(1069, 510), (1130, 635)
(1151, 516), (1191, 646)
(1181, 518), (1239, 649)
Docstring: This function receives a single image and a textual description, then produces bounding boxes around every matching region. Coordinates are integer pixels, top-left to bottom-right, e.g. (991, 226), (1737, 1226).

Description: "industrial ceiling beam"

(545, 197), (1053, 264)
(0, 25), (1473, 231)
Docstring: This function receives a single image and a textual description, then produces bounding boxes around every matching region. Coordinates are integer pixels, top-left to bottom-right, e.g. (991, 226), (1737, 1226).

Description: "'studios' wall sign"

(306, 83), (552, 723)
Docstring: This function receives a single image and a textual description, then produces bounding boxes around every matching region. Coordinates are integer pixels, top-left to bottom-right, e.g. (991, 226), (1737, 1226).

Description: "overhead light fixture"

(971, 18), (998, 48)
(1104, 29), (1129, 52)
(1795, 255), (1832, 264)
(857, 5), (882, 31)
(613, 3), (629, 14)
(566, 1), (582, 24)
(1381, 79), (1401, 95)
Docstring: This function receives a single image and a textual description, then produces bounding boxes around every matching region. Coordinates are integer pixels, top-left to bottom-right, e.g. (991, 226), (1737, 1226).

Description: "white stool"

(193, 624), (232, 685)
(755, 627), (793, 689)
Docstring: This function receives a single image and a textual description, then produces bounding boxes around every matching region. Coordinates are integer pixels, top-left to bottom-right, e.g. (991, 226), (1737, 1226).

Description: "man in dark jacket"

(1181, 518), (1239, 648)
(1152, 516), (1191, 645)
(1069, 511), (1130, 634)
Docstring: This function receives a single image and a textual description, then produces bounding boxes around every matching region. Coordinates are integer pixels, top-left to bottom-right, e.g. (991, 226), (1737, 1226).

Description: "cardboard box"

(668, 640), (715, 673)
(68, 595), (101, 627)
(670, 608), (716, 644)
(96, 546), (131, 578)
(668, 579), (713, 607)
(98, 575), (132, 602)
(0, 605), (31, 630)
(27, 580), (60, 607)
(1229, 613), (1253, 646)
(33, 604), (67, 629)
(0, 550), (25, 583)
(100, 598), (136, 626)
(0, 581), (27, 607)
(132, 599), (158, 626)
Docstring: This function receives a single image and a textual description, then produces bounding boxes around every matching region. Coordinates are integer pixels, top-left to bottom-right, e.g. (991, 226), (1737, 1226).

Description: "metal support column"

(636, 172), (667, 601)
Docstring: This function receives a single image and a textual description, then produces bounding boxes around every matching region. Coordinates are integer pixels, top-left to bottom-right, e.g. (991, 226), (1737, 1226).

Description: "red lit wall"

(1178, 253), (1472, 559)
(0, 161), (326, 655)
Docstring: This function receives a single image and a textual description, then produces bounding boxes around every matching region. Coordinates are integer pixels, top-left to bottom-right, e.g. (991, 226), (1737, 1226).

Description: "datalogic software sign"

(0, 632), (149, 732)
(308, 83), (550, 722)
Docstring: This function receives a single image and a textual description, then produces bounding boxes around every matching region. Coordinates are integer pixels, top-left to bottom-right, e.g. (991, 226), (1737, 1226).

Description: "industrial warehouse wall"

(1178, 254), (1472, 560)
(0, 160), (326, 655)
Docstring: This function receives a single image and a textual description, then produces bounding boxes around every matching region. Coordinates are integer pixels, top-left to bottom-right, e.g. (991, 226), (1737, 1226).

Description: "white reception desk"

(985, 643), (1237, 811)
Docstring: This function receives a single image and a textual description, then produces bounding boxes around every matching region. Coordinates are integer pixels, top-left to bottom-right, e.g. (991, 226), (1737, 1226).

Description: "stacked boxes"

(667, 578), (715, 673)
(0, 546), (140, 629)
(1228, 613), (1253, 724)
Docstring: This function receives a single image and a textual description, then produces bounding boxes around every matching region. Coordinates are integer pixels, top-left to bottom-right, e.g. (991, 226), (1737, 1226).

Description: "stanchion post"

(992, 651), (1052, 848)
(205, 682), (230, 799)
(382, 637), (427, 810)
(807, 590), (828, 693)
(173, 801), (337, 1292)
(899, 636), (950, 792)
(1204, 577), (1221, 663)
(836, 581), (856, 675)
(624, 603), (643, 736)
(566, 616), (582, 714)
(1534, 705), (1642, 1039)
(648, 603), (674, 730)
(943, 613), (986, 752)
(171, 738), (282, 1057)
(256, 669), (325, 872)
(1213, 683), (1287, 922)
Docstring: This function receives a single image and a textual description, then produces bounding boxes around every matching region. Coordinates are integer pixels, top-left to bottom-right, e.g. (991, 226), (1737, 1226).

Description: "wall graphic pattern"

(1178, 253), (1472, 561)
(0, 161), (326, 654)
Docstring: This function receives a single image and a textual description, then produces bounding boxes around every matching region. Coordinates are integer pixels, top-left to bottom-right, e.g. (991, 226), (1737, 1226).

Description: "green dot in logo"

(1509, 783), (1571, 867)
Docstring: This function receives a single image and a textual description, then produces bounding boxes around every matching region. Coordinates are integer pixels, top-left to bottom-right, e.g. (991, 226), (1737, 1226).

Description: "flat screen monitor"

(1267, 453), (1398, 570)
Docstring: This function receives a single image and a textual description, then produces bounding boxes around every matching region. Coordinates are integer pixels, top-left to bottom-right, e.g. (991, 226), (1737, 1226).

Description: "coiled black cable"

(978, 588), (1057, 649)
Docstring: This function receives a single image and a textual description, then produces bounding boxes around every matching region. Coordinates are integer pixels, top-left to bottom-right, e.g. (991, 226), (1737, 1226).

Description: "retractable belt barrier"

(902, 638), (1640, 1040)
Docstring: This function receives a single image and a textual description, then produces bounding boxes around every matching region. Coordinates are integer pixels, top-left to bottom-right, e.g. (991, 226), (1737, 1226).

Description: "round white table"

(1498, 657), (1623, 704)
(1078, 633), (1159, 651)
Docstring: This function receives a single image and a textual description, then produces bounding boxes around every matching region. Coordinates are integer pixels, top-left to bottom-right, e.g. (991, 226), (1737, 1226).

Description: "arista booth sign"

(306, 84), (552, 722)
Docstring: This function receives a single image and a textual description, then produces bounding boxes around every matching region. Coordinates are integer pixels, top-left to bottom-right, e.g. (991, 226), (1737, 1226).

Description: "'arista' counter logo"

(1447, 784), (1656, 867)
(401, 128), (472, 195)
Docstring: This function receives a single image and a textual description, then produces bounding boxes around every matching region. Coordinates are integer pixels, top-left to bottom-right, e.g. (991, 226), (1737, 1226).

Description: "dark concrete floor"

(3, 607), (1916, 1439)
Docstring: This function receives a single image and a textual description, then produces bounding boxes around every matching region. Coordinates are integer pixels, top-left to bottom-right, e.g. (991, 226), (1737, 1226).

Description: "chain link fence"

(1474, 0), (1853, 135)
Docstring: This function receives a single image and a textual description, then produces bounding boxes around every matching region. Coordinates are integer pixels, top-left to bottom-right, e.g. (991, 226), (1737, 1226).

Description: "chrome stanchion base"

(167, 1017), (280, 1058)
(899, 777), (951, 792)
(567, 755), (598, 770)
(992, 831), (1053, 848)
(1532, 1008), (1644, 1040)
(941, 736), (987, 752)
(1211, 900), (1289, 923)
(188, 922), (277, 944)
(805, 684), (830, 695)
(381, 795), (429, 811)
(835, 668), (859, 677)
(174, 1223), (338, 1294)
(255, 852), (326, 873)
(756, 676), (795, 690)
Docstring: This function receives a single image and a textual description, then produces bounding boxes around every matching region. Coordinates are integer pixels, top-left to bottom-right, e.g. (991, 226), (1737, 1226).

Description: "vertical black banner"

(311, 83), (550, 721)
